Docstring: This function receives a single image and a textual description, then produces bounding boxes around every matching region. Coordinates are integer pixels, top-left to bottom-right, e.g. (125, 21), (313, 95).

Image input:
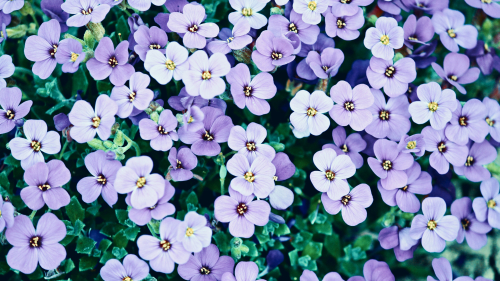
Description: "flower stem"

(122, 132), (141, 156)
(58, 140), (68, 160)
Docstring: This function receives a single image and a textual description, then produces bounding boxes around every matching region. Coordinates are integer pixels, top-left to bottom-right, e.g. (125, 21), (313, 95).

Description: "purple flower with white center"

(178, 107), (234, 157)
(454, 140), (496, 182)
(364, 17), (404, 60)
(306, 47), (344, 79)
(252, 30), (296, 72)
(403, 14), (434, 49)
(408, 82), (457, 130)
(483, 97), (500, 142)
(321, 183), (373, 226)
(366, 57), (417, 97)
(465, 0), (500, 18)
(297, 33), (335, 58)
(145, 42), (189, 85)
(293, 0), (329, 25)
(214, 187), (270, 238)
(54, 38), (85, 73)
(229, 0), (268, 29)
(68, 94), (118, 143)
(133, 26), (169, 61)
(422, 126), (468, 174)
(9, 120), (61, 170)
(290, 90), (333, 137)
(397, 134), (425, 157)
(432, 9), (478, 52)
(325, 7), (365, 41)
(0, 87), (32, 134)
(432, 53), (480, 95)
(137, 217), (190, 274)
(111, 72), (154, 119)
(139, 110), (178, 152)
(451, 197), (492, 250)
(378, 162), (432, 213)
(329, 81), (374, 131)
(127, 180), (176, 226)
(24, 20), (60, 80)
(61, 0), (110, 27)
(76, 150), (122, 207)
(114, 156), (165, 209)
(176, 211), (213, 253)
(228, 123), (276, 163)
(182, 106), (205, 132)
(86, 37), (135, 86)
(182, 51), (230, 99)
(168, 4), (219, 49)
(409, 197), (460, 253)
(168, 146), (198, 181)
(208, 17), (253, 54)
(428, 258), (474, 281)
(6, 213), (66, 274)
(445, 99), (489, 145)
(226, 63), (277, 116)
(323, 126), (366, 169)
(128, 0), (166, 11)
(20, 160), (70, 211)
(466, 41), (498, 75)
(178, 244), (234, 280)
(330, 0), (374, 16)
(408, 39), (438, 69)
(0, 196), (14, 232)
(41, 0), (69, 32)
(268, 10), (320, 45)
(368, 139), (414, 190)
(378, 227), (419, 262)
(0, 0), (23, 14)
(401, 0), (448, 14)
(100, 254), (149, 281)
(227, 154), (276, 198)
(0, 55), (14, 89)
(365, 89), (411, 141)
(473, 178), (500, 229)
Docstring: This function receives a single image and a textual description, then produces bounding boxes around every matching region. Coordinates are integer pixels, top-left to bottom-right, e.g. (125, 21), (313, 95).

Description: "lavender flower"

(293, 0), (329, 25)
(168, 4), (219, 49)
(305, 47), (344, 79)
(299, 270), (344, 281)
(176, 211), (213, 253)
(322, 184), (373, 226)
(329, 81), (374, 131)
(137, 217), (190, 274)
(290, 90), (333, 137)
(168, 146), (198, 181)
(182, 106), (205, 132)
(24, 20), (60, 80)
(325, 7), (365, 41)
(61, 0), (110, 27)
(139, 110), (178, 152)
(76, 150), (122, 207)
(409, 197), (460, 253)
(297, 33), (335, 58)
(378, 227), (418, 262)
(366, 57), (417, 97)
(178, 244), (234, 280)
(451, 197), (492, 250)
(54, 38), (85, 73)
(128, 13), (145, 50)
(0, 87), (32, 134)
(229, 0), (268, 29)
(129, 0), (166, 11)
(100, 255), (149, 281)
(454, 141), (496, 182)
(228, 123), (276, 162)
(428, 258), (474, 281)
(465, 0), (500, 18)
(0, 55), (14, 89)
(432, 53), (480, 95)
(323, 126), (366, 169)
(208, 17), (253, 54)
(127, 180), (175, 226)
(466, 41), (498, 75)
(6, 213), (66, 274)
(364, 17), (404, 60)
(68, 94), (118, 143)
(133, 26), (169, 61)
(252, 30), (296, 72)
(403, 15), (434, 49)
(227, 154), (276, 198)
(422, 126), (468, 174)
(41, 0), (69, 32)
(408, 39), (438, 69)
(432, 9), (478, 52)
(9, 120), (61, 170)
(330, 0), (374, 16)
(445, 99), (489, 145)
(473, 178), (500, 229)
(351, 260), (395, 281)
(401, 0), (448, 14)
(397, 134), (425, 157)
(0, 0), (23, 13)
(0, 196), (14, 232)
(484, 97), (500, 142)
(223, 261), (265, 281)
(145, 42), (189, 85)
(378, 0), (407, 14)
(111, 72), (154, 118)
(268, 10), (320, 45)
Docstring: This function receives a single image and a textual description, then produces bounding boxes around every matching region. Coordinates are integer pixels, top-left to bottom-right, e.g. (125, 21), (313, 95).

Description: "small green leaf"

(186, 191), (199, 206)
(324, 233), (341, 258)
(76, 236), (97, 255)
(112, 247), (128, 259)
(27, 267), (44, 280)
(353, 235), (373, 251)
(98, 239), (113, 252)
(213, 231), (231, 254)
(113, 229), (129, 248)
(72, 67), (89, 96)
(288, 249), (299, 267)
(3, 155), (19, 167)
(65, 196), (85, 224)
(302, 242), (323, 260)
(124, 227), (140, 241)
(79, 257), (99, 271)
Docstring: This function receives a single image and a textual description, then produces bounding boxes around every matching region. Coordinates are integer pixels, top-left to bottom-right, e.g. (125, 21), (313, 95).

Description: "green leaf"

(269, 142), (285, 152)
(27, 267), (43, 280)
(0, 171), (10, 190)
(324, 233), (341, 258)
(73, 219), (86, 235)
(115, 209), (129, 225)
(98, 239), (113, 252)
(62, 258), (75, 274)
(65, 196), (85, 224)
(76, 236), (97, 255)
(213, 231), (231, 254)
(112, 247), (128, 259)
(45, 102), (67, 115)
(314, 222), (332, 235)
(186, 191), (199, 206)
(72, 67), (89, 96)
(79, 257), (99, 271)
(243, 241), (259, 257)
(291, 231), (313, 251)
(0, 261), (10, 275)
(302, 242), (323, 260)
(274, 223), (290, 236)
(87, 202), (101, 216)
(288, 249), (299, 267)
(116, 16), (130, 42)
(113, 229), (129, 248)
(100, 222), (126, 237)
(96, 80), (113, 93)
(124, 227), (140, 241)
(3, 155), (19, 167)
(353, 235), (373, 251)
(99, 251), (115, 264)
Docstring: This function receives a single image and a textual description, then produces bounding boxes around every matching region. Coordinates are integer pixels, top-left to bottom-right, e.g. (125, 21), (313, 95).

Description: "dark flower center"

(341, 195), (351, 205)
(408, 35), (418, 41)
(486, 117), (495, 126)
(447, 29), (456, 38)
(340, 0), (352, 3)
(379, 110), (390, 121)
(129, 92), (136, 102)
(427, 220), (437, 230)
(97, 175), (107, 185)
(31, 140), (42, 152)
(5, 109), (15, 119)
(149, 43), (161, 50)
(449, 75), (458, 81)
(289, 23), (298, 33)
(322, 65), (329, 71)
(465, 156), (474, 167)
(385, 66), (395, 77)
(244, 86), (252, 97)
(401, 185), (409, 191)
(344, 101), (354, 111)
(459, 116), (467, 126)
(160, 240), (171, 251)
(202, 71), (212, 80)
(246, 142), (256, 151)
(200, 267), (211, 275)
(136, 177), (146, 188)
(437, 141), (447, 153)
(29, 236), (42, 248)
(271, 52), (283, 60)
(382, 160), (392, 171)
(149, 204), (157, 210)
(226, 37), (234, 43)
(81, 8), (93, 15)
(92, 116), (101, 128)
(188, 24), (198, 33)
(158, 125), (168, 135)
(38, 183), (51, 191)
(108, 57), (118, 68)
(336, 18), (346, 29)
(461, 218), (470, 230)
(176, 159), (183, 169)
(49, 44), (58, 57)
(203, 130), (214, 141)
(236, 203), (248, 215)
(325, 170), (335, 181)
(341, 144), (348, 153)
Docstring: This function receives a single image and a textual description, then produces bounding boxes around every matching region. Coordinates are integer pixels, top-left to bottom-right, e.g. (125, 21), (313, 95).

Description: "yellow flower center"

(70, 52), (79, 62)
(31, 140), (41, 152)
(337, 19), (346, 29)
(81, 8), (93, 15)
(408, 36), (418, 41)
(237, 203), (248, 215)
(380, 35), (390, 45)
(450, 75), (458, 81)
(341, 144), (348, 152)
(289, 23), (298, 33)
(325, 170), (335, 181)
(244, 86), (252, 96)
(5, 110), (14, 119)
(242, 7), (253, 16)
(38, 184), (51, 191)
(202, 71), (211, 80)
(486, 117), (495, 126)
(189, 25), (198, 33)
(160, 240), (171, 251)
(344, 102), (354, 111)
(382, 160), (392, 171)
(401, 185), (409, 191)
(428, 102), (439, 112)
(108, 57), (118, 68)
(149, 44), (161, 50)
(92, 116), (101, 128)
(244, 171), (255, 182)
(136, 177), (146, 188)
(97, 175), (107, 185)
(427, 220), (437, 230)
(308, 1), (317, 10)
(459, 116), (467, 126)
(226, 37), (234, 43)
(447, 29), (456, 38)
(379, 110), (390, 120)
(465, 156), (474, 167)
(246, 142), (256, 151)
(188, 116), (194, 123)
(129, 92), (136, 102)
(438, 142), (446, 153)
(307, 107), (318, 117)
(122, 277), (132, 281)
(406, 141), (416, 149)
(30, 236), (41, 247)
(200, 267), (211, 275)
(271, 52), (283, 60)
(166, 59), (176, 70)
(488, 199), (497, 208)
(385, 66), (395, 77)
(186, 227), (194, 237)
(341, 195), (351, 205)
(461, 218), (470, 229)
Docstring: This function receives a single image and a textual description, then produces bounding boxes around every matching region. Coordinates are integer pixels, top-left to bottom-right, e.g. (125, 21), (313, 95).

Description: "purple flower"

(252, 30), (296, 72)
(466, 41), (498, 75)
(111, 72), (154, 118)
(401, 0), (448, 14)
(445, 99), (489, 145)
(61, 0), (110, 27)
(397, 134), (426, 157)
(137, 217), (190, 274)
(432, 52), (480, 94)
(9, 120), (61, 170)
(268, 10), (320, 45)
(76, 150), (122, 207)
(24, 20), (60, 80)
(0, 87), (32, 134)
(378, 226), (418, 262)
(169, 88), (207, 112)
(367, 139), (414, 190)
(329, 81), (374, 131)
(168, 146), (197, 181)
(299, 270), (344, 281)
(403, 14), (434, 49)
(168, 4), (219, 49)
(365, 89), (411, 141)
(114, 156), (165, 209)
(6, 213), (66, 274)
(128, 0), (166, 11)
(214, 187), (270, 238)
(364, 17), (404, 60)
(346, 59), (370, 87)
(422, 126), (468, 174)
(208, 19), (253, 54)
(133, 26), (169, 61)
(0, 0), (23, 14)
(428, 258), (474, 281)
(350, 260), (395, 281)
(228, 122), (276, 162)
(293, 0), (329, 25)
(227, 154), (276, 198)
(330, 0), (374, 16)
(432, 9), (478, 52)
(127, 180), (176, 226)
(68, 94), (118, 143)
(473, 178), (500, 229)
(323, 126), (366, 169)
(178, 107), (234, 157)
(41, 0), (69, 32)
(465, 0), (500, 18)
(409, 197), (460, 253)
(145, 42), (189, 85)
(321, 183), (373, 226)
(182, 106), (205, 132)
(451, 197), (492, 250)
(178, 244), (234, 280)
(139, 110), (178, 152)
(222, 261), (264, 281)
(483, 97), (500, 142)
(366, 57), (417, 97)
(0, 196), (14, 232)
(0, 55), (14, 89)
(378, 162), (432, 213)
(325, 7), (365, 41)
(305, 47), (344, 79)
(408, 39), (438, 69)
(229, 0), (267, 29)
(297, 33), (335, 58)
(100, 254), (149, 281)
(290, 90), (333, 137)
(378, 0), (407, 14)
(128, 13), (145, 50)
(54, 38), (85, 73)
(176, 211), (213, 253)
(86, 37), (135, 86)
(454, 141), (496, 182)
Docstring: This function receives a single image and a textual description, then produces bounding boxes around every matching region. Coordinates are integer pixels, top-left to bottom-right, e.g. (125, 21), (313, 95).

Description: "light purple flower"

(100, 254), (149, 281)
(428, 257), (474, 281)
(454, 140), (496, 182)
(76, 150), (122, 207)
(432, 52), (480, 95)
(252, 30), (296, 72)
(378, 227), (418, 262)
(139, 110), (178, 152)
(409, 197), (460, 253)
(54, 38), (85, 73)
(178, 244), (234, 280)
(214, 187), (270, 238)
(68, 94), (118, 143)
(133, 26), (169, 61)
(297, 33), (335, 58)
(111, 72), (154, 118)
(422, 126), (468, 174)
(466, 40), (498, 75)
(24, 19), (60, 80)
(9, 120), (61, 170)
(269, 153), (296, 210)
(378, 0), (407, 14)
(445, 99), (489, 145)
(432, 9), (478, 52)
(61, 0), (110, 27)
(401, 0), (448, 14)
(176, 211), (213, 253)
(293, 0), (329, 25)
(0, 55), (14, 89)
(128, 0), (166, 11)
(465, 0), (500, 18)
(367, 139), (414, 190)
(349, 259), (395, 281)
(323, 126), (366, 169)
(299, 270), (344, 281)
(0, 0), (24, 14)
(222, 261), (264, 281)
(397, 134), (426, 157)
(330, 0), (374, 16)
(6, 213), (66, 274)
(182, 105), (205, 132)
(168, 146), (197, 181)
(128, 13), (145, 50)
(366, 57), (417, 97)
(321, 183), (373, 226)
(483, 97), (500, 142)
(137, 217), (190, 274)
(451, 197), (492, 250)
(329, 81), (374, 131)
(41, 0), (69, 32)
(290, 90), (333, 137)
(0, 87), (32, 134)
(0, 196), (14, 232)
(364, 17), (404, 60)
(228, 123), (276, 163)
(127, 180), (176, 226)
(325, 7), (365, 41)
(268, 10), (320, 45)
(145, 42), (189, 85)
(227, 154), (276, 198)
(305, 47), (344, 79)
(473, 178), (500, 229)
(229, 0), (268, 29)
(208, 19), (253, 54)
(403, 15), (434, 49)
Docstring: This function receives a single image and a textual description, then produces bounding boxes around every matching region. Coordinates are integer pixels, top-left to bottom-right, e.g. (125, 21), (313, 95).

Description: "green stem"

(29, 13), (39, 29)
(122, 132), (141, 156)
(122, 8), (132, 17)
(131, 142), (141, 156)
(29, 210), (37, 221)
(58, 140), (68, 160)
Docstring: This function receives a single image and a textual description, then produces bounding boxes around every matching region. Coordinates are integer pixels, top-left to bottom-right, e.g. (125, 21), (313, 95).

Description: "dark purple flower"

(127, 180), (175, 226)
(252, 30), (296, 72)
(111, 72), (154, 118)
(24, 20), (60, 80)
(0, 196), (14, 232)
(305, 47), (344, 79)
(483, 97), (500, 142)
(208, 19), (253, 54)
(428, 257), (474, 281)
(323, 126), (366, 169)
(432, 9), (478, 52)
(346, 59), (370, 87)
(41, 0), (69, 32)
(166, 0), (189, 13)
(432, 52), (480, 94)
(364, 17), (404, 60)
(228, 123), (276, 162)
(397, 134), (425, 157)
(290, 90), (333, 137)
(100, 255), (149, 281)
(401, 0), (448, 14)
(222, 261), (263, 281)
(268, 10), (320, 44)
(451, 197), (492, 250)
(465, 0), (500, 18)
(229, 0), (268, 29)
(466, 41), (498, 75)
(330, 0), (374, 16)
(297, 33), (335, 57)
(428, 167), (456, 207)
(133, 26), (169, 61)
(445, 99), (489, 145)
(329, 81), (374, 131)
(454, 140), (496, 182)
(168, 88), (206, 112)
(322, 183), (373, 226)
(128, 0), (166, 11)
(227, 154), (276, 198)
(403, 14), (434, 49)
(422, 126), (468, 174)
(176, 211), (213, 252)
(408, 39), (438, 69)
(61, 0), (110, 27)
(178, 244), (234, 280)
(311, 148), (355, 200)
(378, 226), (418, 262)
(473, 178), (500, 229)
(366, 57), (417, 97)
(54, 38), (85, 73)
(0, 87), (32, 134)
(325, 7), (365, 41)
(168, 146), (198, 181)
